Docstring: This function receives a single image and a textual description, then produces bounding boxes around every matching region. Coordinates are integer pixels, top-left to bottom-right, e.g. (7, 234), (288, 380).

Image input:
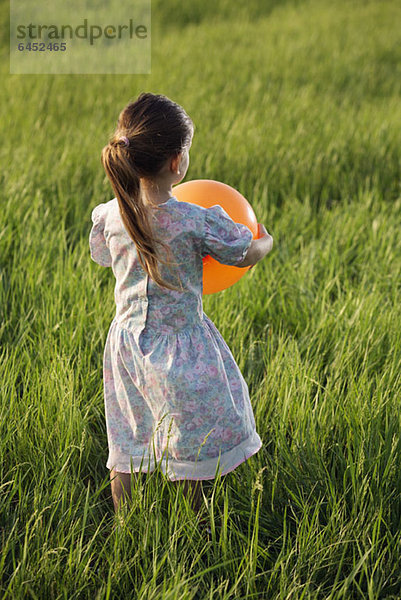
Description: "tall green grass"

(1, 0), (401, 597)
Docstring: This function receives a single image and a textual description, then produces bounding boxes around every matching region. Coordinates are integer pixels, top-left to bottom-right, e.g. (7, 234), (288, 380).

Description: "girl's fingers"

(257, 223), (270, 238)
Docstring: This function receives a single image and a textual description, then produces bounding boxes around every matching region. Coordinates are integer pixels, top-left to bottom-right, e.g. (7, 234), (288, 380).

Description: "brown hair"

(101, 92), (194, 291)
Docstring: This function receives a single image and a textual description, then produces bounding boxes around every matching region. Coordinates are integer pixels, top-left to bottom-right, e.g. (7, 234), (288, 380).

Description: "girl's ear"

(169, 152), (182, 174)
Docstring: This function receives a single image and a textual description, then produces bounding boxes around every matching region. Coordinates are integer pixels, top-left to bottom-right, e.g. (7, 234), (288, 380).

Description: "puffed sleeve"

(89, 204), (112, 267)
(202, 204), (254, 266)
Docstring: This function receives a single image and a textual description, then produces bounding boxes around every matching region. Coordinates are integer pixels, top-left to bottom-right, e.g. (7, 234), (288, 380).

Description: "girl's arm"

(236, 224), (273, 268)
(89, 205), (112, 267)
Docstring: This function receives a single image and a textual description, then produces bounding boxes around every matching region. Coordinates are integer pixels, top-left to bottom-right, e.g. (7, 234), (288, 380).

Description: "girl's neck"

(141, 180), (174, 207)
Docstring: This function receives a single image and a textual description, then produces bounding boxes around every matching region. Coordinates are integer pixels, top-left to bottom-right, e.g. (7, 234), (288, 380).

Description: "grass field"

(1, 0), (401, 597)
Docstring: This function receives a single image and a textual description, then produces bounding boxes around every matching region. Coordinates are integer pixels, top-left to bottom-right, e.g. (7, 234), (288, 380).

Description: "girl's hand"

(249, 224), (273, 269)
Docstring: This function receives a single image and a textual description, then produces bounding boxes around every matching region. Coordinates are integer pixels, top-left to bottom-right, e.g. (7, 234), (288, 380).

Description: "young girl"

(89, 92), (273, 528)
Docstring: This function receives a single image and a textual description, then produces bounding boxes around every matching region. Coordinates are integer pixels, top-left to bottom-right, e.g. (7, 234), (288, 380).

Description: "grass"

(1, 0), (401, 597)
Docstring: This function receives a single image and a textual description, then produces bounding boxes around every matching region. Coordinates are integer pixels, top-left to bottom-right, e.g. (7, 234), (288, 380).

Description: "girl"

(89, 92), (273, 530)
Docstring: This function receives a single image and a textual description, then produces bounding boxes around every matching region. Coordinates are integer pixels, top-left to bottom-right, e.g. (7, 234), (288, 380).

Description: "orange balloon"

(173, 179), (258, 295)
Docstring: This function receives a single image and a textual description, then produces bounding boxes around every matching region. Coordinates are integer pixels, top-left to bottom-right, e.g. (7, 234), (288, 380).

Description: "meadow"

(1, 0), (401, 597)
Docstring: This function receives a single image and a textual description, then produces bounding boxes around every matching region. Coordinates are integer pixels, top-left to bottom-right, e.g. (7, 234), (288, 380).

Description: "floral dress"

(89, 196), (262, 481)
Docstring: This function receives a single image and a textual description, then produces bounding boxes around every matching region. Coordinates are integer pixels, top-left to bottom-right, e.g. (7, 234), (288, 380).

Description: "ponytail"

(101, 96), (192, 293)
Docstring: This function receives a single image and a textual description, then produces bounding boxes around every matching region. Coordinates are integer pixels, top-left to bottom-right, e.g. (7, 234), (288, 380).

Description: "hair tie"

(119, 136), (130, 147)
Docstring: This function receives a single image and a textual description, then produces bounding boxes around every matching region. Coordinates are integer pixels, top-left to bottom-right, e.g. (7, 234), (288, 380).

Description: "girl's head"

(101, 92), (194, 291)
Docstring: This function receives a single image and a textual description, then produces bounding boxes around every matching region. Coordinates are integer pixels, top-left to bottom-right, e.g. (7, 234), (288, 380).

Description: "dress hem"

(106, 429), (262, 481)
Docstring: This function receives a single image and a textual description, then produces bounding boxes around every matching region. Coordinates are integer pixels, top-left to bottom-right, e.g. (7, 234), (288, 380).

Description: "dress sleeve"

(202, 204), (254, 266)
(89, 204), (112, 267)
